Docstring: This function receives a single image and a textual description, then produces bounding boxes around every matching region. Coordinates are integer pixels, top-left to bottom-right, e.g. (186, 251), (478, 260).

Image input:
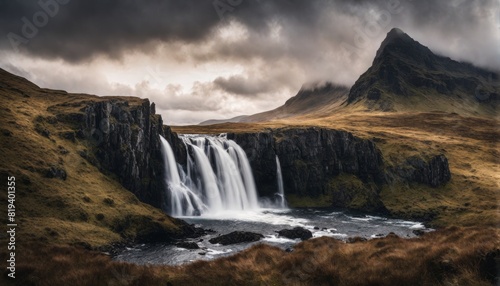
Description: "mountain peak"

(386, 27), (408, 40)
(374, 28), (427, 61)
(347, 28), (499, 113)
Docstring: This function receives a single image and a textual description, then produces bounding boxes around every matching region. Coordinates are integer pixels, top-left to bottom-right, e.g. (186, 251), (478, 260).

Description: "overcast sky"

(1, 0), (499, 125)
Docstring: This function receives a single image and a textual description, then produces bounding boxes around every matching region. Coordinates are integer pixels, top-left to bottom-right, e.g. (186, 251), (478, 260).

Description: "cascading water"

(275, 155), (287, 208)
(159, 134), (259, 216)
(160, 136), (207, 216)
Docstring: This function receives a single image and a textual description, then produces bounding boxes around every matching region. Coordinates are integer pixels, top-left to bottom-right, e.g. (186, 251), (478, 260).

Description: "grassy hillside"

(0, 69), (186, 249)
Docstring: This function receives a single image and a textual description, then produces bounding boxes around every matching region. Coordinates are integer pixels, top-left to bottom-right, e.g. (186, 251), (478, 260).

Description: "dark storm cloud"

(213, 73), (282, 96)
(1, 0), (498, 69)
(0, 0), (326, 61)
(0, 0), (220, 61)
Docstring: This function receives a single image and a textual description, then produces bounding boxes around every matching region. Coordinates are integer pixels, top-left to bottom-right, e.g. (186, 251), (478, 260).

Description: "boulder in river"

(209, 231), (264, 245)
(176, 242), (200, 249)
(277, 227), (312, 240)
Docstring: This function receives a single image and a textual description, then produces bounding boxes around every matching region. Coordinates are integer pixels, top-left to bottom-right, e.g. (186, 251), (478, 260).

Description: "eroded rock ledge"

(228, 127), (451, 213)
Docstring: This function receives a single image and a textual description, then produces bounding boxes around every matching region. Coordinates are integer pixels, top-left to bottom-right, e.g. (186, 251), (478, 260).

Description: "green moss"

(327, 173), (365, 190)
(293, 159), (307, 170)
(325, 174), (384, 212)
(287, 193), (333, 208)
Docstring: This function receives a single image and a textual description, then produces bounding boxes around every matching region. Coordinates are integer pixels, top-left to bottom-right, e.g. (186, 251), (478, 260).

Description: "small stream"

(115, 208), (428, 266)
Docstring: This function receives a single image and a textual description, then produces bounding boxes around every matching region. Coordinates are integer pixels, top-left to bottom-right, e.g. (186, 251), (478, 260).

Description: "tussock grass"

(1, 227), (497, 286)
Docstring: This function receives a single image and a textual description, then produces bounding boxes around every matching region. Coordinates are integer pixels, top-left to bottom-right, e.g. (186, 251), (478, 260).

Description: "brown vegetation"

(1, 227), (497, 286)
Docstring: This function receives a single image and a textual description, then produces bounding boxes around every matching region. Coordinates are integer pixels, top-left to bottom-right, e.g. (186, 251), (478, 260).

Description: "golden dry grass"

(1, 227), (497, 286)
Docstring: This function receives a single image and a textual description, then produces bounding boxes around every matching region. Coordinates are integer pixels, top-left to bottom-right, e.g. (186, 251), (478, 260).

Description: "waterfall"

(275, 155), (287, 208)
(159, 134), (259, 216)
(160, 136), (207, 216)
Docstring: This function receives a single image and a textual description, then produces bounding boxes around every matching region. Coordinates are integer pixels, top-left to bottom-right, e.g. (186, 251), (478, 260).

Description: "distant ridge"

(199, 115), (249, 125)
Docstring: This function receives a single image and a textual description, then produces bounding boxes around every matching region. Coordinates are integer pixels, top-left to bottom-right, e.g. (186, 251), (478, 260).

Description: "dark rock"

(45, 166), (67, 180)
(198, 252), (206, 256)
(176, 242), (200, 250)
(386, 232), (399, 238)
(229, 127), (385, 198)
(103, 198), (115, 206)
(59, 131), (76, 142)
(367, 89), (381, 100)
(1, 129), (12, 136)
(314, 226), (320, 230)
(393, 154), (451, 187)
(57, 145), (69, 155)
(209, 231), (264, 245)
(69, 99), (184, 208)
(285, 247), (294, 253)
(35, 123), (50, 138)
(228, 128), (451, 214)
(178, 223), (214, 239)
(229, 127), (387, 213)
(412, 229), (425, 236)
(78, 150), (87, 158)
(277, 227), (312, 241)
(480, 249), (500, 285)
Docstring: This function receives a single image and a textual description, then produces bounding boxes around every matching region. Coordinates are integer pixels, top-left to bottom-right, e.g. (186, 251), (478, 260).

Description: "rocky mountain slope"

(198, 82), (349, 125)
(199, 115), (249, 125)
(242, 83), (349, 122)
(347, 28), (499, 114)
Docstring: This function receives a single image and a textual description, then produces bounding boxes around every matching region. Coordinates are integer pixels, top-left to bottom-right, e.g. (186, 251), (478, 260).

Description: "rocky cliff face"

(77, 99), (178, 209)
(229, 127), (451, 213)
(388, 154), (451, 187)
